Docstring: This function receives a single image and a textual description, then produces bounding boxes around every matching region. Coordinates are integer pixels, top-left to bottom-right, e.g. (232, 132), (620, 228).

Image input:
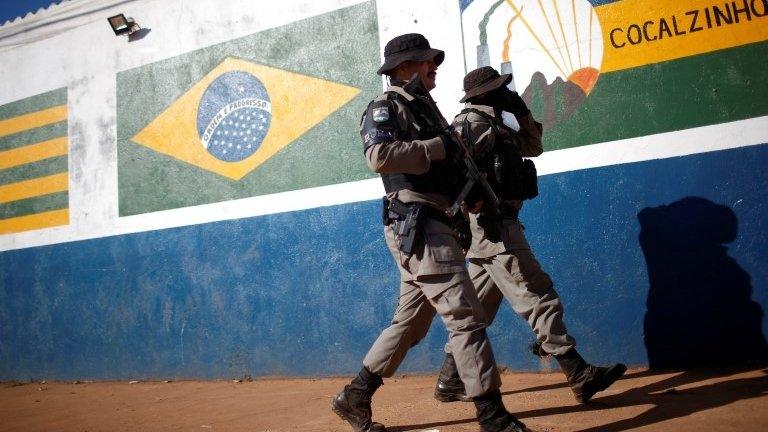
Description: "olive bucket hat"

(377, 33), (445, 75)
(459, 66), (512, 102)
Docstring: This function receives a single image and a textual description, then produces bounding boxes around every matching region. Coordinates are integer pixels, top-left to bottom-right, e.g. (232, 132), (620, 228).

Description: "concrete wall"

(1, 0), (766, 380)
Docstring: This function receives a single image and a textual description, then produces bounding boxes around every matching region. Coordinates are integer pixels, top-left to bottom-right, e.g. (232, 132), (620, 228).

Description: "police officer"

(331, 35), (527, 432)
(433, 66), (627, 405)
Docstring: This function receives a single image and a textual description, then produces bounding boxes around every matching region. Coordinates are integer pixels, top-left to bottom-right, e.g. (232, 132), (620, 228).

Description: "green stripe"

(0, 88), (67, 121)
(0, 156), (68, 186)
(0, 121), (67, 152)
(0, 191), (68, 220)
(539, 40), (768, 151)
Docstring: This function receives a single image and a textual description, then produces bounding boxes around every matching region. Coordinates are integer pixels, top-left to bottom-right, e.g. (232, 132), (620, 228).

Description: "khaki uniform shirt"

(362, 82), (466, 279)
(364, 84), (451, 210)
(453, 104), (544, 259)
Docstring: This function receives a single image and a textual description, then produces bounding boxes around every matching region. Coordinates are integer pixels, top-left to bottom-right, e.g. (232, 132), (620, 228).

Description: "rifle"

(446, 118), (504, 219)
(395, 75), (505, 237)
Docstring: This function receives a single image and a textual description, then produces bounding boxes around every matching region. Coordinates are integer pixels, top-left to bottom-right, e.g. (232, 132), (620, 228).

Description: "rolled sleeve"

(423, 136), (445, 161)
(366, 138), (440, 175)
(516, 113), (544, 157)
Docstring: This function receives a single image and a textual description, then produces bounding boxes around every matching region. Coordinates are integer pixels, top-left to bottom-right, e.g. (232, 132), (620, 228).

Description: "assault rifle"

(397, 75), (506, 238)
(445, 119), (504, 219)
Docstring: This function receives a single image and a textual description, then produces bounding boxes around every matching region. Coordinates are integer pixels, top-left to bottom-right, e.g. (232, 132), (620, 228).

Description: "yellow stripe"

(0, 173), (68, 204)
(509, 0), (567, 77)
(573, 0), (582, 69)
(0, 208), (69, 235)
(596, 0), (768, 73)
(589, 9), (593, 66)
(0, 105), (67, 139)
(535, 0), (569, 77)
(552, 0), (575, 73)
(0, 137), (68, 170)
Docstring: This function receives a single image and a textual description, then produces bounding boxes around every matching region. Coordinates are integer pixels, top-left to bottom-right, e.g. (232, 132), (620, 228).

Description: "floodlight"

(108, 14), (140, 36)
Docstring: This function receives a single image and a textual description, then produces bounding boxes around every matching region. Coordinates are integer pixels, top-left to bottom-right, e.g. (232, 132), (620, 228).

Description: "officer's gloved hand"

(502, 89), (530, 118)
(452, 217), (472, 253)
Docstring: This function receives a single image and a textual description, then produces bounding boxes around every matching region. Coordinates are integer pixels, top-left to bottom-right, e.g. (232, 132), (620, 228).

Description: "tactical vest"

(459, 107), (538, 201)
(374, 91), (460, 197)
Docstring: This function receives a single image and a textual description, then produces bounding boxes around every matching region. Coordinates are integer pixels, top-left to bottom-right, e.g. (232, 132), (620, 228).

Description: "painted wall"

(1, 0), (766, 380)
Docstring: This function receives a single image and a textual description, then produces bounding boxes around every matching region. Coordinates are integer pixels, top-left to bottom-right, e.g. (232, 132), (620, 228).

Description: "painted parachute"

(460, 0), (604, 130)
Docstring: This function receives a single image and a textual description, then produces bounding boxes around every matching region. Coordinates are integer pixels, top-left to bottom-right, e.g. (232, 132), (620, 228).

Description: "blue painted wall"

(2, 143), (766, 380)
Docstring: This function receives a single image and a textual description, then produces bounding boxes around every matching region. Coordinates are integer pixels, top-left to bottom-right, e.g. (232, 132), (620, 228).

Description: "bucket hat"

(377, 33), (445, 75)
(459, 66), (512, 102)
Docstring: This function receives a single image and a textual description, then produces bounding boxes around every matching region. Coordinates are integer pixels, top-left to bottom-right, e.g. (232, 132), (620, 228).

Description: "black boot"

(434, 353), (472, 402)
(331, 367), (386, 432)
(474, 390), (527, 432)
(554, 349), (627, 404)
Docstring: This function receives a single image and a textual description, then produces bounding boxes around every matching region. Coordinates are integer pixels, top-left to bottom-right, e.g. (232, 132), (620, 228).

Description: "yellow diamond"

(132, 57), (361, 180)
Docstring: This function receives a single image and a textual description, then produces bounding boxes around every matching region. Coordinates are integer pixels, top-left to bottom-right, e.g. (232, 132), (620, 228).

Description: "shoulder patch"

(372, 106), (390, 122)
(360, 99), (399, 152)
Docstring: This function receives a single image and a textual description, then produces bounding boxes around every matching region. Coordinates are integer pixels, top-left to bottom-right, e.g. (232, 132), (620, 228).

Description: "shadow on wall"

(638, 196), (768, 369)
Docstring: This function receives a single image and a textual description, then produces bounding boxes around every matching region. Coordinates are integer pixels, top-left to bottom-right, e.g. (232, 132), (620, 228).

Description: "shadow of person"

(638, 197), (768, 368)
(389, 197), (768, 432)
(569, 367), (768, 432)
(504, 366), (767, 430)
(387, 367), (768, 431)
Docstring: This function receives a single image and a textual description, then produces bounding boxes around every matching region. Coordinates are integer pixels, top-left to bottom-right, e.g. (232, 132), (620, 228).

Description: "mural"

(117, 1), (380, 216)
(0, 0), (766, 380)
(459, 0), (768, 150)
(0, 88), (68, 234)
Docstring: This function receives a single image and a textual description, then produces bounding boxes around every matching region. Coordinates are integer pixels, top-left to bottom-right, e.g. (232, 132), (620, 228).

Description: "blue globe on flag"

(196, 71), (272, 162)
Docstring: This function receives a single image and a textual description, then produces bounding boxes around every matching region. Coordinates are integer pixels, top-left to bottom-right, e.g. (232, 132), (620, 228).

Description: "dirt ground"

(1, 366), (767, 432)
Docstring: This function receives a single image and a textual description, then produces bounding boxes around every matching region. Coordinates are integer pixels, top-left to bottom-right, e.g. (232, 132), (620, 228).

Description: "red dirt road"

(1, 367), (767, 431)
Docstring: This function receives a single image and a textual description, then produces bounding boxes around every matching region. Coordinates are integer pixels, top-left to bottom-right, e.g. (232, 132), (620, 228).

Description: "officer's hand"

(503, 89), (530, 117)
(452, 218), (472, 253)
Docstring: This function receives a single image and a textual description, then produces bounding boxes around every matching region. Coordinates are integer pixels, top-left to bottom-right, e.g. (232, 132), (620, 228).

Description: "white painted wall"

(1, 0), (766, 252)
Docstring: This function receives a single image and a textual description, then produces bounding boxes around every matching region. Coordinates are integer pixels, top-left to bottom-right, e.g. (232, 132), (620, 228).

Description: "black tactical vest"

(363, 90), (460, 198)
(459, 107), (538, 201)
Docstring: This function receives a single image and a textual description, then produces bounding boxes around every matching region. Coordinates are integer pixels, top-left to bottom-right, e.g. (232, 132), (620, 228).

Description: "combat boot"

(434, 353), (473, 402)
(474, 390), (527, 432)
(331, 367), (386, 432)
(554, 348), (627, 403)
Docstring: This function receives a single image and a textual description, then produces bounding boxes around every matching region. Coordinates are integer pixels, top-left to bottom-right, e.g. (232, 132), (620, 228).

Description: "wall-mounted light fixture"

(107, 14), (140, 36)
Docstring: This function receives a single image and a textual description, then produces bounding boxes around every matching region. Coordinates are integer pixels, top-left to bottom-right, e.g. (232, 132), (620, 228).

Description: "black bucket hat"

(377, 33), (445, 75)
(459, 66), (512, 102)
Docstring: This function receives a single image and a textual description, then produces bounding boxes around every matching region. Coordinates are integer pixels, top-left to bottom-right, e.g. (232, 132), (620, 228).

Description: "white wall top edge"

(1, 115), (766, 253)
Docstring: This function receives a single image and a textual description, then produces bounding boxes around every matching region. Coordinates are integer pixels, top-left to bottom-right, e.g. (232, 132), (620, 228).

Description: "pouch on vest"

(501, 158), (538, 200)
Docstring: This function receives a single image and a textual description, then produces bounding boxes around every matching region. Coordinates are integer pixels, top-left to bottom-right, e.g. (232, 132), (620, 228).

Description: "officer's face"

(397, 59), (438, 91)
(414, 59), (438, 91)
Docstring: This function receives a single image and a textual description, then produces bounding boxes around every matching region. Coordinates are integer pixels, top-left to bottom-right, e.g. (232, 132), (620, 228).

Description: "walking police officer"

(331, 36), (527, 432)
(433, 66), (627, 405)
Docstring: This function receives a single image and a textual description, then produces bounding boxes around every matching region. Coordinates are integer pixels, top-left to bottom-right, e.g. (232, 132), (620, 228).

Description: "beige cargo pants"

(363, 219), (501, 398)
(458, 220), (576, 356)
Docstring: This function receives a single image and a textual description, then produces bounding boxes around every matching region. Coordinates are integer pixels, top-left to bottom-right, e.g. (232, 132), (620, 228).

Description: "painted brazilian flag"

(117, 1), (380, 216)
(0, 89), (69, 234)
(459, 0), (768, 151)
